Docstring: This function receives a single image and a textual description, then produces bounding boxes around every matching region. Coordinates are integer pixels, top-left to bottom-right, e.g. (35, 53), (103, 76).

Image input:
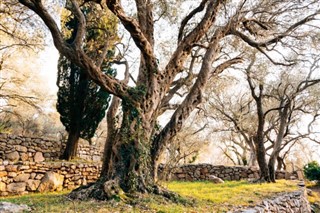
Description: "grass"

(306, 181), (320, 204)
(0, 180), (299, 213)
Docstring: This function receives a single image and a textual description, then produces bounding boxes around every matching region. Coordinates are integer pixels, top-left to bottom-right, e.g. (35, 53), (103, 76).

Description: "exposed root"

(152, 185), (190, 205)
(68, 179), (126, 201)
(67, 179), (190, 206)
(248, 178), (269, 184)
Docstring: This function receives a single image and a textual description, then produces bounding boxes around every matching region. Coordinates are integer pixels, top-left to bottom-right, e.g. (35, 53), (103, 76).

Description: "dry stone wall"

(163, 164), (297, 181)
(233, 187), (311, 213)
(0, 161), (101, 196)
(0, 133), (102, 162)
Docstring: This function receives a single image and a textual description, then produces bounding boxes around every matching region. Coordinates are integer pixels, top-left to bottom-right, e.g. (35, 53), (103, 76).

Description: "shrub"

(304, 161), (320, 182)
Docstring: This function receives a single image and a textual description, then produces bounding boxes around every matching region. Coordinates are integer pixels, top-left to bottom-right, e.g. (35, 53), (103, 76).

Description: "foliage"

(304, 161), (320, 182)
(57, 4), (117, 141)
(57, 56), (113, 141)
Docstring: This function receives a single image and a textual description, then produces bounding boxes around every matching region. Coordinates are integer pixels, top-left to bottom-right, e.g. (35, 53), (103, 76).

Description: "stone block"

(30, 173), (36, 179)
(37, 171), (64, 192)
(26, 179), (41, 191)
(43, 153), (51, 158)
(5, 165), (18, 172)
(0, 171), (7, 177)
(14, 145), (28, 152)
(7, 182), (26, 193)
(177, 173), (186, 178)
(93, 155), (101, 162)
(35, 174), (44, 180)
(14, 173), (30, 182)
(20, 153), (29, 161)
(0, 182), (6, 192)
(0, 192), (8, 196)
(5, 151), (20, 162)
(18, 165), (30, 170)
(8, 172), (18, 178)
(34, 152), (45, 162)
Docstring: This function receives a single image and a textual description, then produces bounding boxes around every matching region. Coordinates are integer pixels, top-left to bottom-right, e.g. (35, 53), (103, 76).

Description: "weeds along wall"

(0, 133), (102, 162)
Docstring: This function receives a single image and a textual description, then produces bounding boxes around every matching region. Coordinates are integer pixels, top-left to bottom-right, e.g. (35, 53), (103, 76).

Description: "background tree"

(0, 0), (64, 136)
(157, 113), (209, 180)
(57, 4), (117, 160)
(18, 0), (320, 199)
(204, 53), (320, 182)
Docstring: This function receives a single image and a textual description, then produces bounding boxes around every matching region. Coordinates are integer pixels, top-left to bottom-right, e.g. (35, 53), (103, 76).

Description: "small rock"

(5, 165), (18, 172)
(0, 202), (31, 213)
(208, 175), (224, 183)
(37, 171), (64, 192)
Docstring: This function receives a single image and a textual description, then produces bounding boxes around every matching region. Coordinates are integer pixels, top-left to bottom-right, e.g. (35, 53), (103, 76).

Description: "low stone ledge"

(160, 164), (298, 181)
(0, 161), (102, 196)
(232, 187), (311, 213)
(0, 133), (103, 162)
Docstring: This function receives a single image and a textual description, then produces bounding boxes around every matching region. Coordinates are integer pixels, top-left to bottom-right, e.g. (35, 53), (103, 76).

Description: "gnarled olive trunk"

(109, 106), (154, 192)
(69, 105), (164, 200)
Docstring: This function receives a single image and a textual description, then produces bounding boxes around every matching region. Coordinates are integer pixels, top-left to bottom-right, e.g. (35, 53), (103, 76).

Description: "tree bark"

(248, 139), (257, 166)
(268, 103), (289, 182)
(247, 63), (270, 182)
(62, 128), (80, 160)
(277, 156), (286, 170)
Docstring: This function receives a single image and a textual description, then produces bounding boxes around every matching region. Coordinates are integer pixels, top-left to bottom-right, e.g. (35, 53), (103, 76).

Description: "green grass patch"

(0, 180), (298, 213)
(165, 180), (297, 206)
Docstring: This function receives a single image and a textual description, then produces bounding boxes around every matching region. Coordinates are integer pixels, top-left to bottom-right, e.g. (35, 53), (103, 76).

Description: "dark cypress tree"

(57, 5), (116, 160)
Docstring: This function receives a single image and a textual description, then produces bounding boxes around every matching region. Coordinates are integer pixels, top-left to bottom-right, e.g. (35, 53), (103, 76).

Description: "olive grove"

(17, 0), (320, 198)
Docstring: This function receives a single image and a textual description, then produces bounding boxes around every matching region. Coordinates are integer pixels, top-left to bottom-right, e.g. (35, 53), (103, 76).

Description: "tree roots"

(67, 179), (188, 205)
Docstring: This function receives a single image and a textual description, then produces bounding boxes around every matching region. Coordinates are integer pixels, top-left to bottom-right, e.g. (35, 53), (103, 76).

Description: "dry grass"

(0, 180), (299, 213)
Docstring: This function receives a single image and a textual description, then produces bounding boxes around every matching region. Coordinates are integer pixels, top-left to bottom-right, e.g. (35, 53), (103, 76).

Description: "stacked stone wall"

(0, 161), (101, 196)
(0, 133), (102, 162)
(233, 188), (310, 213)
(162, 164), (297, 181)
